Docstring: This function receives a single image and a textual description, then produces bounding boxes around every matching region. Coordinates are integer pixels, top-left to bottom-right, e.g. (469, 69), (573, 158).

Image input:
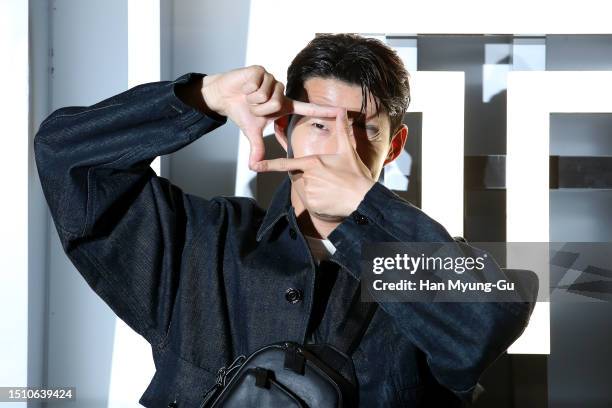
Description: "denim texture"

(34, 72), (535, 407)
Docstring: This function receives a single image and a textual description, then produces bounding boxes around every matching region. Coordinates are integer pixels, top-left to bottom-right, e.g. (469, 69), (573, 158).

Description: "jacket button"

(289, 228), (297, 239)
(285, 288), (302, 304)
(352, 212), (369, 225)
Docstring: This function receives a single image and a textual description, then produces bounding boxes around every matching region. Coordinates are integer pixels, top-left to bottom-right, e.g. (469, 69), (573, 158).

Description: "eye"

(311, 122), (328, 132)
(365, 126), (381, 140)
(356, 122), (381, 140)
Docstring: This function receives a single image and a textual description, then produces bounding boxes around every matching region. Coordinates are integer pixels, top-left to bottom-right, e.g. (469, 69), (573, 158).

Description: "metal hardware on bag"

(252, 367), (273, 388)
(220, 354), (247, 386)
(283, 342), (306, 375)
(199, 354), (246, 408)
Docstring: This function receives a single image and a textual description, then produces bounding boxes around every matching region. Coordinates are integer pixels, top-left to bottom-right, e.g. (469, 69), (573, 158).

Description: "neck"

(290, 186), (342, 240)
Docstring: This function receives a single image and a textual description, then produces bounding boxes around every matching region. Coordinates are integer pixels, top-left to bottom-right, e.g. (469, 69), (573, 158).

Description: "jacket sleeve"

(33, 72), (227, 348)
(327, 181), (537, 403)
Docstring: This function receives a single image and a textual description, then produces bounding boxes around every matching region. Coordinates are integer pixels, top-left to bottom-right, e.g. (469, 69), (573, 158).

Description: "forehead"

(302, 77), (384, 123)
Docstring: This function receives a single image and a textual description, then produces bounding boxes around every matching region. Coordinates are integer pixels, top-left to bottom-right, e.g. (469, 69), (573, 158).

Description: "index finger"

(335, 107), (354, 154)
(285, 98), (340, 118)
(253, 155), (319, 173)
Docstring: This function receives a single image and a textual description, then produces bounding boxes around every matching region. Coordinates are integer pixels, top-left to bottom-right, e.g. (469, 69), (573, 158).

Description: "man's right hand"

(200, 65), (338, 170)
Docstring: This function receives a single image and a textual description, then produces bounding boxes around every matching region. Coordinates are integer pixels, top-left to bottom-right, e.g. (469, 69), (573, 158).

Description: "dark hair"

(286, 33), (411, 137)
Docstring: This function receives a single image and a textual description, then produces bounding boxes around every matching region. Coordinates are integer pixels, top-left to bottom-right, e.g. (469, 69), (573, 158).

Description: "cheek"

(290, 128), (336, 157)
(356, 141), (391, 177)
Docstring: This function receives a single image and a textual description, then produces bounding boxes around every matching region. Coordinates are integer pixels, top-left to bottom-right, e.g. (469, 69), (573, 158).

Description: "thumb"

(245, 127), (266, 169)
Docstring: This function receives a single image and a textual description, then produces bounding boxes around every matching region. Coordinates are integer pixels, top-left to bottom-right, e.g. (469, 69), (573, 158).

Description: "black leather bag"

(199, 294), (378, 408)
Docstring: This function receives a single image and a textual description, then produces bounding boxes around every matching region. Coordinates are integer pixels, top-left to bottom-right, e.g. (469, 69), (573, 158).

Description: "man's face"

(277, 77), (404, 207)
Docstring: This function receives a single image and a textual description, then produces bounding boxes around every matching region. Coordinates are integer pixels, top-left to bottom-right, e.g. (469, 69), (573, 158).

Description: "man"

(34, 33), (534, 407)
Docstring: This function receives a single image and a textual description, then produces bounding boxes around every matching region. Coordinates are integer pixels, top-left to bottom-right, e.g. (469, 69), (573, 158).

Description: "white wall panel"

(0, 3), (29, 408)
(506, 71), (612, 354)
(48, 1), (127, 406)
(106, 2), (161, 407)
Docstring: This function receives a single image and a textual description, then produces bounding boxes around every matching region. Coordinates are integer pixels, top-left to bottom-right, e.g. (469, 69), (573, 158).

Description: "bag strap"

(330, 286), (378, 356)
(322, 260), (378, 356)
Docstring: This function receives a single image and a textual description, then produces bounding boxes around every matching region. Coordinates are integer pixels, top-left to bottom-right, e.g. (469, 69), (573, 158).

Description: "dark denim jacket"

(34, 72), (535, 408)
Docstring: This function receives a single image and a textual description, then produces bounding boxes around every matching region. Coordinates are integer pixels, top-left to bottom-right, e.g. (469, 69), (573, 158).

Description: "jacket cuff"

(453, 382), (486, 404)
(167, 72), (227, 138)
(327, 182), (413, 280)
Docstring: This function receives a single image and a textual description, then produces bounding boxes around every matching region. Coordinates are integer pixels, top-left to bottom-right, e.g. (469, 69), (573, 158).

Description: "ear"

(273, 115), (289, 152)
(383, 124), (408, 166)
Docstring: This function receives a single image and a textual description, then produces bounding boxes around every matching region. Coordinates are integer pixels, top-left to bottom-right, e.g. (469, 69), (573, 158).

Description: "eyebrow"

(347, 108), (378, 118)
(347, 117), (380, 133)
(347, 111), (380, 127)
(300, 98), (381, 127)
(304, 92), (380, 119)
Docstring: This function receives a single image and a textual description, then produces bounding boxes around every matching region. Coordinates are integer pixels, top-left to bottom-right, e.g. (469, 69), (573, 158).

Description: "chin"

(290, 179), (344, 222)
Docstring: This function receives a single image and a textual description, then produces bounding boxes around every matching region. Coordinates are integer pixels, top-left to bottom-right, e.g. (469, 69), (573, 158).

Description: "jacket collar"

(256, 175), (293, 242)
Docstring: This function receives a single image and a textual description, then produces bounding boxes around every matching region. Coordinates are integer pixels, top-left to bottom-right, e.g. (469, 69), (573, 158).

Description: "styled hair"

(286, 33), (411, 137)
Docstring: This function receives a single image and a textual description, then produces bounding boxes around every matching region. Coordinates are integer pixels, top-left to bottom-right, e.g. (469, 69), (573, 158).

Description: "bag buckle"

(283, 342), (306, 375)
(199, 354), (246, 408)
